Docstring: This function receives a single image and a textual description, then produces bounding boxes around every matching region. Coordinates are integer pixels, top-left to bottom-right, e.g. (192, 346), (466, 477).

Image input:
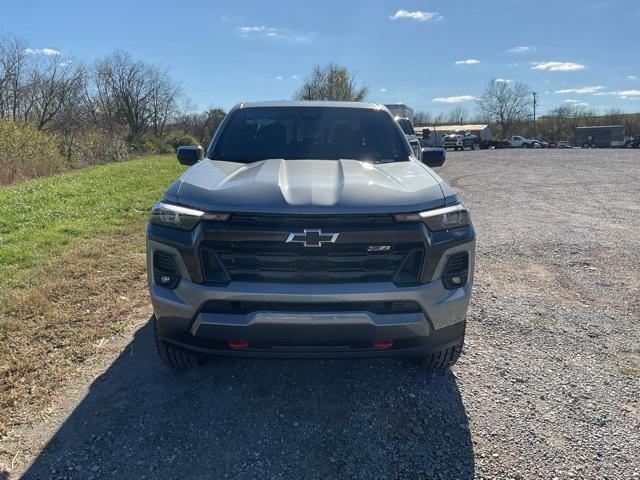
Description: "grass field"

(0, 155), (184, 289)
(0, 155), (184, 438)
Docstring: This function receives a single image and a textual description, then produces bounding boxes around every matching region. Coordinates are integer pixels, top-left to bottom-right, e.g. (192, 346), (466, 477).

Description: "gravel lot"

(16, 149), (640, 479)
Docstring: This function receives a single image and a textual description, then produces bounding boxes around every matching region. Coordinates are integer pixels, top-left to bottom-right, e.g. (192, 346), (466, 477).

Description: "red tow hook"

(373, 339), (393, 349)
(228, 340), (249, 350)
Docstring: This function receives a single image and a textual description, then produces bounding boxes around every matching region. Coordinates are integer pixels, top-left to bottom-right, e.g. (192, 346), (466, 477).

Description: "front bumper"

(150, 253), (473, 358)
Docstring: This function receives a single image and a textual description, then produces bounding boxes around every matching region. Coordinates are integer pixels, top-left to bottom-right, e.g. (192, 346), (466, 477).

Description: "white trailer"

(384, 104), (414, 122)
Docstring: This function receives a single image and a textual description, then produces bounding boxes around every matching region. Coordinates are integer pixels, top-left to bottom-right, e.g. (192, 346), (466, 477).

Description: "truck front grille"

(200, 241), (424, 285)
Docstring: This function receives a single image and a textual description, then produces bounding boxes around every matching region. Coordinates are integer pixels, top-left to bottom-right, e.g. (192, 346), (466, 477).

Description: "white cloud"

(389, 10), (443, 22)
(24, 47), (61, 56)
(275, 75), (283, 80)
(432, 95), (476, 104)
(291, 75), (298, 79)
(555, 85), (605, 94)
(379, 88), (387, 92)
(238, 26), (270, 33)
(594, 89), (640, 98)
(628, 75), (638, 80)
(495, 78), (511, 83)
(236, 26), (314, 43)
(564, 99), (588, 106)
(617, 89), (640, 97)
(454, 59), (480, 65)
(507, 46), (535, 54)
(532, 61), (585, 71)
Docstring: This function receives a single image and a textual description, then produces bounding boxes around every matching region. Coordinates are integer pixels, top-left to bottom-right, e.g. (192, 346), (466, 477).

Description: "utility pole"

(532, 92), (538, 138)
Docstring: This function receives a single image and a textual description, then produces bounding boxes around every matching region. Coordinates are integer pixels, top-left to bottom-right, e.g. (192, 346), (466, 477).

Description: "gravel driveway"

(18, 149), (640, 479)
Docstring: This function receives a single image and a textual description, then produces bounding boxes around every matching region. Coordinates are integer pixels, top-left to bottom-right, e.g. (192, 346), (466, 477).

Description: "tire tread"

(154, 318), (200, 369)
(414, 342), (463, 369)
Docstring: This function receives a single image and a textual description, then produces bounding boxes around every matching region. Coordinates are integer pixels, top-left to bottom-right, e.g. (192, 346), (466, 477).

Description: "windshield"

(210, 106), (411, 163)
(396, 118), (415, 135)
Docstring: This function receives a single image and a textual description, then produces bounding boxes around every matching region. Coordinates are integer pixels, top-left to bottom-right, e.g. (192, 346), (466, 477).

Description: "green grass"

(0, 155), (184, 288)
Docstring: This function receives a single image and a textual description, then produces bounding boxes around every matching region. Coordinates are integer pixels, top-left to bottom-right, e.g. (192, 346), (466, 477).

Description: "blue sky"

(2, 0), (640, 115)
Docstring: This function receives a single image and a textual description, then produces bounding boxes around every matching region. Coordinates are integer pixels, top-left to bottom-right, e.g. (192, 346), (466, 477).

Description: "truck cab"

(444, 131), (478, 151)
(395, 117), (422, 161)
(509, 136), (536, 148)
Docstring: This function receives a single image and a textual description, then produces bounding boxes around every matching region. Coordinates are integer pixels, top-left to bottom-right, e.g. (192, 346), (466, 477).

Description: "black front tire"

(154, 316), (201, 368)
(412, 341), (463, 369)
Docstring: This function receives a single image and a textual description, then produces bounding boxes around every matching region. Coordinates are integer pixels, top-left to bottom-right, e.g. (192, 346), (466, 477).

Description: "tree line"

(294, 65), (640, 141)
(0, 31), (225, 183)
(3, 38), (639, 184)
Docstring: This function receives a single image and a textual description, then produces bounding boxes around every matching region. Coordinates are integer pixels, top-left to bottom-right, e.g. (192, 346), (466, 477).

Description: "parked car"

(395, 117), (422, 161)
(624, 135), (640, 148)
(558, 142), (573, 149)
(533, 139), (549, 148)
(509, 135), (536, 148)
(443, 131), (479, 151)
(148, 101), (475, 369)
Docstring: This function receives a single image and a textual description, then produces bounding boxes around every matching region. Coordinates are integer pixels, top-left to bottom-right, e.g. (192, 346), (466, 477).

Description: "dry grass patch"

(0, 219), (151, 437)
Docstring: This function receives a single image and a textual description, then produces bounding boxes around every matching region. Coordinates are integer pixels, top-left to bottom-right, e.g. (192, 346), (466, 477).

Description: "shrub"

(166, 133), (200, 151)
(64, 131), (130, 168)
(0, 121), (66, 185)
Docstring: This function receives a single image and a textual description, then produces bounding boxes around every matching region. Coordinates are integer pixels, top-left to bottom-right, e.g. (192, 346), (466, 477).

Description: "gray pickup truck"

(147, 101), (475, 369)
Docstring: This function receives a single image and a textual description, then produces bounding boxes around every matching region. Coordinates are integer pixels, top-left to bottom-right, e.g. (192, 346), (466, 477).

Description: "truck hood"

(169, 159), (454, 214)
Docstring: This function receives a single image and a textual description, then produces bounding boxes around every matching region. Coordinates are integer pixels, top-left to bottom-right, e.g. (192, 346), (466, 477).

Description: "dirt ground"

(2, 148), (640, 479)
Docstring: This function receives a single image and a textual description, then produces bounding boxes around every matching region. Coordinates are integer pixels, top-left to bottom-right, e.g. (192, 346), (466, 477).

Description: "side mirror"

(177, 145), (204, 166)
(421, 147), (446, 166)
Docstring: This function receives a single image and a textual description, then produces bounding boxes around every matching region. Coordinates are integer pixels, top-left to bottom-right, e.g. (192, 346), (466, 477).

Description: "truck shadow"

(22, 319), (474, 479)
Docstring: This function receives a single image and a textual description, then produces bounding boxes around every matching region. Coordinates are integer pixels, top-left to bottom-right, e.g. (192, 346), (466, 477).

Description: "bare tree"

(537, 104), (598, 141)
(602, 107), (625, 126)
(294, 63), (368, 101)
(174, 106), (227, 146)
(0, 32), (32, 121)
(149, 68), (181, 137)
(30, 56), (86, 130)
(413, 111), (433, 126)
(445, 105), (470, 125)
(476, 79), (531, 137)
(85, 51), (180, 141)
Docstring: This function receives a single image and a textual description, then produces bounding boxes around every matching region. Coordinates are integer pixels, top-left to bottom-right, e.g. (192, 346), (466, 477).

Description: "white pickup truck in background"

(509, 135), (537, 148)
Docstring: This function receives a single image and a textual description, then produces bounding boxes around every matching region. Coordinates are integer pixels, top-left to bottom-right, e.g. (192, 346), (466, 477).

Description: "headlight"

(394, 204), (471, 231)
(150, 202), (229, 230)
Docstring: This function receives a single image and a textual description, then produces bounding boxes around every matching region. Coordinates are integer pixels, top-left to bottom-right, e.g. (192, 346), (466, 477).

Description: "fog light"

(450, 276), (463, 286)
(159, 275), (173, 285)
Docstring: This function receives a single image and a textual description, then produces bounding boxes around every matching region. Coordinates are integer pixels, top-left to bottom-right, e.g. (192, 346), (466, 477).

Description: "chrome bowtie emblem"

(286, 229), (339, 248)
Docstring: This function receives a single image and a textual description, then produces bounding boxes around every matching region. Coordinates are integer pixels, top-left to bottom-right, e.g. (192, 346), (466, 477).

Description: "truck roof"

(576, 125), (624, 129)
(233, 101), (384, 110)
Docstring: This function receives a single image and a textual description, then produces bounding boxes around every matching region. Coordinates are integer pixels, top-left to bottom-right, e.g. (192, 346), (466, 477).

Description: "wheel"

(154, 316), (201, 368)
(582, 142), (590, 148)
(590, 143), (597, 149)
(412, 342), (463, 369)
